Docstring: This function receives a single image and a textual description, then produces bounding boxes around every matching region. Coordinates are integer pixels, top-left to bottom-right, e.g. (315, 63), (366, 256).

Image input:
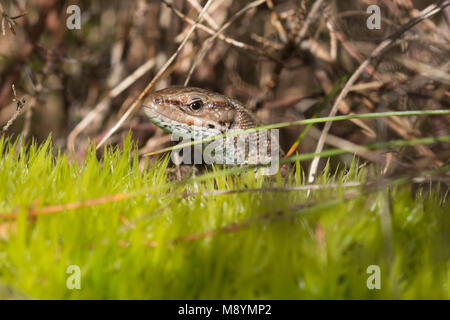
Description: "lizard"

(143, 86), (284, 175)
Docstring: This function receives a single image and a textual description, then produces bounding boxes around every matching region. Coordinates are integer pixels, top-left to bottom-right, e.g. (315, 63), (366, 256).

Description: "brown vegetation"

(0, 0), (449, 177)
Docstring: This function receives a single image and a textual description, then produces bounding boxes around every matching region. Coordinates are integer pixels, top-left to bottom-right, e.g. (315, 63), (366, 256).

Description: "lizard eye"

(188, 100), (203, 111)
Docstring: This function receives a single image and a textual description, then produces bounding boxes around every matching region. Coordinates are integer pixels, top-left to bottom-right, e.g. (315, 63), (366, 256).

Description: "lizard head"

(143, 86), (241, 139)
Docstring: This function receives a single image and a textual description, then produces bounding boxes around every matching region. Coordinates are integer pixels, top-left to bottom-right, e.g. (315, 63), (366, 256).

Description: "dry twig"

(184, 0), (267, 85)
(1, 85), (26, 134)
(96, 0), (216, 150)
(307, 0), (450, 185)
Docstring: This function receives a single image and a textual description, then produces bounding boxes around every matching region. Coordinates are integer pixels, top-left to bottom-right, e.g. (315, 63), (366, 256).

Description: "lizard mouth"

(144, 104), (221, 141)
(143, 102), (174, 127)
(143, 105), (182, 135)
(143, 100), (183, 124)
(143, 101), (161, 117)
(143, 98), (224, 140)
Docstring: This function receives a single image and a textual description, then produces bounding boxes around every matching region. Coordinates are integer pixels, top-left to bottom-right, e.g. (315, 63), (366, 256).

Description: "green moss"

(0, 135), (448, 299)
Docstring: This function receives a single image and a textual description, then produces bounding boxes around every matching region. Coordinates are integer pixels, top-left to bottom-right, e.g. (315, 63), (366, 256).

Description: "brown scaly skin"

(143, 86), (260, 137)
(143, 86), (289, 176)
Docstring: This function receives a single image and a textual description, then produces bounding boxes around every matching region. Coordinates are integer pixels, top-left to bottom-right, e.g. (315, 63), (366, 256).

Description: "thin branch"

(307, 0), (450, 186)
(266, 0), (288, 43)
(187, 0), (220, 30)
(67, 57), (156, 152)
(184, 0), (266, 85)
(295, 0), (327, 44)
(95, 0), (216, 150)
(1, 84), (26, 134)
(0, 182), (361, 221)
(162, 0), (281, 63)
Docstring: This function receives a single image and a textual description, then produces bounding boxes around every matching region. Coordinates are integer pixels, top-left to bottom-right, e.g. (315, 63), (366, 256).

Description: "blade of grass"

(144, 109), (450, 157)
(1, 134), (447, 220)
(285, 75), (348, 158)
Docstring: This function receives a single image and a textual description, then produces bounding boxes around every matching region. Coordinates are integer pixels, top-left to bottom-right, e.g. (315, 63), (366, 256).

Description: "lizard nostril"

(154, 97), (162, 104)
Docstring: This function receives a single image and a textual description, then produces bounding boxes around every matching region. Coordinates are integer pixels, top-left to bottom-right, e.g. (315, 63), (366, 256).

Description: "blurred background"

(0, 0), (449, 174)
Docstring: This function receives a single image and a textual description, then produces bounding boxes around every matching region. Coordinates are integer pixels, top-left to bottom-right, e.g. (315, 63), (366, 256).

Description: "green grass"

(0, 135), (448, 299)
